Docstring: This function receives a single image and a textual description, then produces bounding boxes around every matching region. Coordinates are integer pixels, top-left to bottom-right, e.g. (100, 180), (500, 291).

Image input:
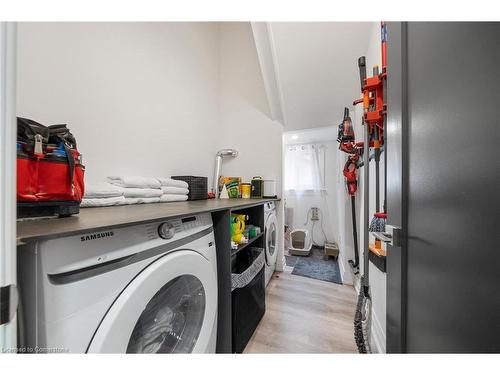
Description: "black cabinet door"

(387, 22), (500, 353)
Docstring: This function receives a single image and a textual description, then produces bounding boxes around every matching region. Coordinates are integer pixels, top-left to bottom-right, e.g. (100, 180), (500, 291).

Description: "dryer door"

(87, 250), (217, 353)
(264, 214), (278, 266)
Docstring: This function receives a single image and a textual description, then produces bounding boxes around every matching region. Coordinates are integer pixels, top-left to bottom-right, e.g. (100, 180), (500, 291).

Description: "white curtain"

(285, 143), (325, 191)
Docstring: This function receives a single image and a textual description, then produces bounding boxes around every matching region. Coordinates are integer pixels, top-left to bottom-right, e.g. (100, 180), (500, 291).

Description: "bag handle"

(62, 141), (75, 185)
(48, 124), (78, 185)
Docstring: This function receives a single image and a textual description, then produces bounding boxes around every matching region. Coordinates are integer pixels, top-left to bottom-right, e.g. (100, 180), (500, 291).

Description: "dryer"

(263, 201), (278, 287)
(18, 213), (217, 353)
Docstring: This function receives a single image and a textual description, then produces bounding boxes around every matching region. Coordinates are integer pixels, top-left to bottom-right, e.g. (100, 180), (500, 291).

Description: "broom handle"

(376, 158), (380, 212)
(358, 54), (370, 287)
(382, 22), (387, 214)
(374, 126), (380, 213)
(358, 56), (367, 92)
(363, 115), (370, 286)
(351, 195), (359, 268)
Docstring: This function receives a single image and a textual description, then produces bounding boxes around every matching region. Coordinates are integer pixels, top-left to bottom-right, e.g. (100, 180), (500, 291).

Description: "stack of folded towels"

(107, 176), (163, 205)
(81, 176), (189, 207)
(81, 182), (126, 207)
(157, 177), (189, 203)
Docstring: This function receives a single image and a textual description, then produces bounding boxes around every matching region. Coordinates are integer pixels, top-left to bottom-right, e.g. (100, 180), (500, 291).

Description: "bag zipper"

(34, 134), (44, 157)
(17, 153), (84, 167)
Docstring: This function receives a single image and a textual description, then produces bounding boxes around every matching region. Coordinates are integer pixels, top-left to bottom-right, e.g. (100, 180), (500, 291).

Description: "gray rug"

(288, 247), (342, 284)
(285, 255), (298, 267)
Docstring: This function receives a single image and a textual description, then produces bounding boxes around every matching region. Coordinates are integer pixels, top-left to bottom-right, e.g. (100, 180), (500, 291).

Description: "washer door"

(264, 214), (278, 266)
(87, 250), (217, 353)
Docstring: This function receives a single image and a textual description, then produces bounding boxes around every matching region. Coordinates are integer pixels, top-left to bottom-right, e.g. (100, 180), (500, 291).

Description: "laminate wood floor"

(244, 270), (358, 353)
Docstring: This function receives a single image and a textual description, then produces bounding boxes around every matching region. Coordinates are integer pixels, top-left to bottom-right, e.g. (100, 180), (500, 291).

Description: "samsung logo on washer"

(80, 231), (114, 242)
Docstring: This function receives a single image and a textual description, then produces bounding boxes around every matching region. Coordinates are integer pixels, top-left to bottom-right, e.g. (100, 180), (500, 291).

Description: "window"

(284, 143), (325, 191)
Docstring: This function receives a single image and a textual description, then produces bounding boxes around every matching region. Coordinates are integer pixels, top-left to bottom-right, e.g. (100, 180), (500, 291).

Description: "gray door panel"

(386, 22), (407, 353)
(388, 22), (500, 353)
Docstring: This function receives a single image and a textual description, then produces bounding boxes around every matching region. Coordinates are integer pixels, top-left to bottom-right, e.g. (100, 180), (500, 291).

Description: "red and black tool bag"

(17, 117), (85, 218)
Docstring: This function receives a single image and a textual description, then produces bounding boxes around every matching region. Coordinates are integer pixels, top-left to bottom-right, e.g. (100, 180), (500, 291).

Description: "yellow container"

(241, 183), (251, 199)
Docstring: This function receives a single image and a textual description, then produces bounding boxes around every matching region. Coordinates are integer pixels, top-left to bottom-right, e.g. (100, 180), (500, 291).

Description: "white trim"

(275, 200), (286, 272)
(0, 22), (17, 350)
(250, 22), (284, 124)
(266, 23), (287, 125)
(353, 273), (361, 294)
(338, 252), (353, 286)
(370, 306), (387, 354)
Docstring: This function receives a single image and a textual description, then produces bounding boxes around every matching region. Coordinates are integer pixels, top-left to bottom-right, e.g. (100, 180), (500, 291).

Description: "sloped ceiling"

(264, 22), (375, 131)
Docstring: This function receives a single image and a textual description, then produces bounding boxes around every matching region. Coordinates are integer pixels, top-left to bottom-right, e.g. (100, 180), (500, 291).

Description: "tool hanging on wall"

(368, 64), (385, 260)
(337, 106), (363, 274)
(337, 106), (362, 274)
(368, 23), (388, 271)
(337, 107), (358, 154)
(351, 21), (388, 354)
(353, 54), (372, 354)
(382, 21), (388, 233)
(369, 22), (388, 235)
(343, 153), (360, 273)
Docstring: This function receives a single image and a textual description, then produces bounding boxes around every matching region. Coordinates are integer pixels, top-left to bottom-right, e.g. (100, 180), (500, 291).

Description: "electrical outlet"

(311, 207), (319, 221)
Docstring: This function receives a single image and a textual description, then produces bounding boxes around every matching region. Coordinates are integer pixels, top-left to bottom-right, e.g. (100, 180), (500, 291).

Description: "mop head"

(354, 290), (367, 353)
(361, 295), (372, 353)
(369, 212), (386, 233)
(354, 277), (372, 354)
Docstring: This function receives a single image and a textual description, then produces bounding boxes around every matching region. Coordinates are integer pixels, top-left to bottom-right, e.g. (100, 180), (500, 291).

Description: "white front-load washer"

(263, 201), (278, 287)
(18, 213), (217, 353)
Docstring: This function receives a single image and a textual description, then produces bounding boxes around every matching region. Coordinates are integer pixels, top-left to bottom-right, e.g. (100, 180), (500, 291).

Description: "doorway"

(282, 127), (346, 286)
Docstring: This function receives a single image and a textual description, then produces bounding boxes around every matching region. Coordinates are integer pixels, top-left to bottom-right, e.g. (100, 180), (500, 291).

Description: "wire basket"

(171, 176), (207, 200)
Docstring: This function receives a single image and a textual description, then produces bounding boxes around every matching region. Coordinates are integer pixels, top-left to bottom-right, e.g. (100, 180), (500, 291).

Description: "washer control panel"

(147, 214), (211, 240)
(158, 222), (175, 239)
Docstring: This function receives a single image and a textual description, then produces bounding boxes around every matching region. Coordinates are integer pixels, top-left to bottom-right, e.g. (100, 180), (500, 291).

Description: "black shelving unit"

(211, 200), (280, 353)
(231, 232), (264, 257)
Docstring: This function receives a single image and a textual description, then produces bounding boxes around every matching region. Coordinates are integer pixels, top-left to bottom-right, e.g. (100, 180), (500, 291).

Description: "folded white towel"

(157, 177), (189, 189)
(160, 186), (189, 195)
(81, 196), (126, 207)
(160, 194), (189, 203)
(84, 182), (123, 199)
(124, 197), (161, 205)
(108, 175), (161, 189)
(119, 187), (163, 198)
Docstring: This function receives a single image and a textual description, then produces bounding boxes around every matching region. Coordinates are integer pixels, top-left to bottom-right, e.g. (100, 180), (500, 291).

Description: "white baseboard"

(370, 308), (386, 353)
(354, 280), (360, 294)
(338, 253), (354, 286)
(338, 252), (347, 283)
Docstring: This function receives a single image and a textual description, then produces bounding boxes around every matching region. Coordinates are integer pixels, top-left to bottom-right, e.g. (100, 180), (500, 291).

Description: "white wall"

(16, 21), (285, 266)
(16, 22), (221, 183)
(217, 22), (285, 269)
(0, 22), (18, 350)
(367, 21), (386, 354)
(217, 22), (283, 186)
